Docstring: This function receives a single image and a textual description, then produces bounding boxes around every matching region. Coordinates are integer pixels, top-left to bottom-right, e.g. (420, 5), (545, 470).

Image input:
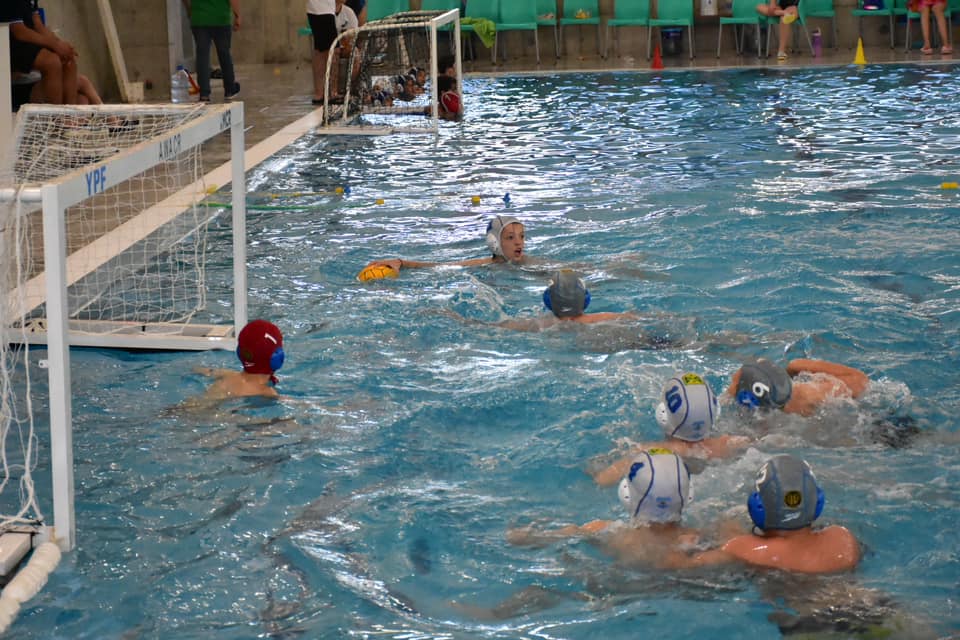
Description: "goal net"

(321, 9), (463, 134)
(0, 103), (247, 350)
(0, 103), (247, 553)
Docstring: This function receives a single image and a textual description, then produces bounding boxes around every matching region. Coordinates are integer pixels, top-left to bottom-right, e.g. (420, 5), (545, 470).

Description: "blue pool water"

(12, 64), (960, 638)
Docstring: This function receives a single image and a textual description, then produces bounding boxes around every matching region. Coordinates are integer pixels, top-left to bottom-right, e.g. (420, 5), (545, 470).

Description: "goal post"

(321, 9), (463, 134)
(0, 102), (247, 553)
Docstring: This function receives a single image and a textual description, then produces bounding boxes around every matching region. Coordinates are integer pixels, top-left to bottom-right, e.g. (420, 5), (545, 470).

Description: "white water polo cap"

(485, 215), (522, 259)
(655, 373), (720, 442)
(748, 454), (825, 531)
(618, 449), (691, 523)
(735, 358), (793, 409)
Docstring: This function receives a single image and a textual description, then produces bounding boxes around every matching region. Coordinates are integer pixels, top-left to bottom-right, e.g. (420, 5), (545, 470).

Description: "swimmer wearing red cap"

(196, 319), (285, 400)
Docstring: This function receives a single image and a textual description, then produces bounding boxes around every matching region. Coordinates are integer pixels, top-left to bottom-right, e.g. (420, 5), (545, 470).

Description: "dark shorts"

(11, 79), (38, 110)
(778, 0), (799, 9)
(307, 13), (338, 52)
(10, 39), (42, 74)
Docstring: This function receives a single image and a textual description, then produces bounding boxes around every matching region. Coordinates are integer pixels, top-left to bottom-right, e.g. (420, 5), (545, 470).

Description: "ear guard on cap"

(748, 486), (824, 530)
(747, 455), (825, 531)
(735, 359), (793, 410)
(656, 373), (719, 442)
(542, 285), (591, 313)
(236, 345), (285, 373)
(485, 215), (522, 258)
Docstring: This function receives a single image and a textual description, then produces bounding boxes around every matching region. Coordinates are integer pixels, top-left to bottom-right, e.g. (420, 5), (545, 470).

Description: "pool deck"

(207, 42), (954, 177)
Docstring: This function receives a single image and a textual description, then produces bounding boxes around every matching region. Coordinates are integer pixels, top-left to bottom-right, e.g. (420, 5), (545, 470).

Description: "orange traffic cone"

(652, 43), (664, 70)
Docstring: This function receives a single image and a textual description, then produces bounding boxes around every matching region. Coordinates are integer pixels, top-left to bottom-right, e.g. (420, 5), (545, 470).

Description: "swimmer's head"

(735, 358), (792, 410)
(543, 270), (591, 318)
(236, 319), (285, 376)
(618, 449), (691, 524)
(748, 454), (825, 531)
(655, 373), (720, 442)
(485, 215), (524, 262)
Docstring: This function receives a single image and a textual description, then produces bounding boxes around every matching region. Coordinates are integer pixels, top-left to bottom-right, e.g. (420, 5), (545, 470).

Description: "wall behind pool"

(42, 0), (887, 104)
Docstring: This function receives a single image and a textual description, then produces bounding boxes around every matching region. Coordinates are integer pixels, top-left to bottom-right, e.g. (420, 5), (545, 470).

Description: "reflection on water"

(13, 65), (960, 638)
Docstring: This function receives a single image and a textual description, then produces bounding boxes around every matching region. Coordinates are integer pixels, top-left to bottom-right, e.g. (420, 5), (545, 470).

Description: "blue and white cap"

(656, 373), (720, 442)
(748, 454), (825, 531)
(485, 215), (522, 259)
(618, 449), (691, 523)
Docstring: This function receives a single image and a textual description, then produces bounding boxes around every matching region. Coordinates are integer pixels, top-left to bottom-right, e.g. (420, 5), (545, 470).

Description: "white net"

(0, 191), (42, 538)
(4, 104), (213, 329)
(0, 103), (241, 541)
(323, 10), (462, 133)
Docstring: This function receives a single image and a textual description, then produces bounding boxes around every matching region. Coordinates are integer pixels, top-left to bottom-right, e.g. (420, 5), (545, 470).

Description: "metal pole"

(41, 184), (75, 552)
(230, 103), (247, 333)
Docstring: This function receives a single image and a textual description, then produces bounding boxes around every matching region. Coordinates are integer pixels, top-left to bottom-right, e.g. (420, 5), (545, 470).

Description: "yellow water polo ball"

(471, 195), (481, 205)
(357, 264), (399, 282)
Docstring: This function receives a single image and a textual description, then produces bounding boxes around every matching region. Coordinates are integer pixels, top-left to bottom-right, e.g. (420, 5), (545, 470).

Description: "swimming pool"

(12, 64), (960, 638)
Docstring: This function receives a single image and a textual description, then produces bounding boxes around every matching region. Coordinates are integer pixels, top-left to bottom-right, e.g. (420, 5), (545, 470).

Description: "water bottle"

(171, 65), (191, 103)
(812, 29), (822, 57)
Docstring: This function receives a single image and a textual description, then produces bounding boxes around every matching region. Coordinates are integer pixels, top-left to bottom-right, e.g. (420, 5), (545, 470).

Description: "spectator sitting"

(1, 0), (80, 104)
(12, 70), (103, 110)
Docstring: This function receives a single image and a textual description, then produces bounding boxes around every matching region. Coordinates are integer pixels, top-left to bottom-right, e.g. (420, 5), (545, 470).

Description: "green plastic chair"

(648, 0), (696, 59)
(496, 0), (541, 63)
(536, 0), (561, 58)
(367, 0), (410, 22)
(851, 0), (895, 48)
(420, 0), (459, 10)
(798, 0), (838, 51)
(461, 0), (500, 63)
(717, 0), (763, 57)
(559, 0), (603, 56)
(606, 0), (651, 59)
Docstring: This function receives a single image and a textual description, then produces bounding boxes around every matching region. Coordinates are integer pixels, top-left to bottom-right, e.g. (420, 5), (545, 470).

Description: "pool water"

(13, 64), (960, 638)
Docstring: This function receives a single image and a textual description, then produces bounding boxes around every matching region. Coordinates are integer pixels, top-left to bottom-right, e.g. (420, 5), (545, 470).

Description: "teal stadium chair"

(367, 0), (410, 22)
(496, 0), (540, 63)
(420, 0), (459, 10)
(560, 0), (603, 56)
(461, 0), (500, 63)
(648, 0), (696, 58)
(851, 0), (896, 48)
(798, 0), (839, 51)
(903, 0), (956, 50)
(717, 0), (764, 57)
(536, 0), (561, 58)
(606, 0), (651, 59)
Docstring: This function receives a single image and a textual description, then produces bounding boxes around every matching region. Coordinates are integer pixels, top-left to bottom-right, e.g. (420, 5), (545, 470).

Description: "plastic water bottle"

(812, 29), (822, 57)
(171, 65), (191, 103)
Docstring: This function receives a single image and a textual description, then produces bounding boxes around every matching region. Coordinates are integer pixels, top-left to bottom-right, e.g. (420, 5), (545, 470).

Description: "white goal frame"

(320, 9), (463, 135)
(0, 103), (247, 551)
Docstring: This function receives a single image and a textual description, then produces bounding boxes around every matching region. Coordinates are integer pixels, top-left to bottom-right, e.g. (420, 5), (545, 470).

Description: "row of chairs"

(851, 0), (959, 51)
(368, 0), (618, 61)
(367, 0), (954, 63)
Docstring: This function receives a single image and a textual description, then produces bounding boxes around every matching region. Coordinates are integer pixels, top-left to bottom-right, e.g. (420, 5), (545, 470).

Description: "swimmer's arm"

(507, 520), (612, 547)
(787, 359), (870, 398)
(659, 547), (735, 570)
(574, 311), (638, 324)
(590, 454), (634, 487)
(193, 366), (232, 378)
(450, 256), (496, 267)
(493, 317), (543, 332)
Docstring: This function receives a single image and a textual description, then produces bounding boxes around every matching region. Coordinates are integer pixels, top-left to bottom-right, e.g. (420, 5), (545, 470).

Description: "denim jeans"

(192, 25), (236, 98)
